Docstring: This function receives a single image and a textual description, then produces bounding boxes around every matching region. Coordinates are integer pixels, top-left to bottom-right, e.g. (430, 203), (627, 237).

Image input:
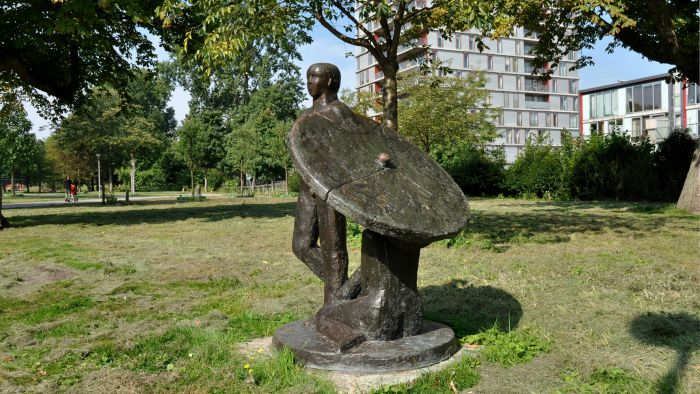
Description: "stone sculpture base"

(272, 319), (460, 373)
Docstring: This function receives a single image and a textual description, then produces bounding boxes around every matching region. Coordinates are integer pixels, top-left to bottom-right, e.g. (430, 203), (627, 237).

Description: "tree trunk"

(677, 143), (700, 213)
(108, 165), (113, 193)
(10, 166), (15, 197)
(203, 169), (208, 194)
(381, 63), (399, 132)
(190, 167), (195, 197)
(130, 153), (136, 194)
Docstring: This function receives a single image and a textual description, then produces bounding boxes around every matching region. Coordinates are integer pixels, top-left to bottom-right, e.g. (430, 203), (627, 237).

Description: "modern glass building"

(580, 74), (700, 142)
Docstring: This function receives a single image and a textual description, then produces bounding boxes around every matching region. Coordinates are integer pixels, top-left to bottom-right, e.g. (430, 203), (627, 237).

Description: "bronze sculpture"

(273, 63), (471, 371)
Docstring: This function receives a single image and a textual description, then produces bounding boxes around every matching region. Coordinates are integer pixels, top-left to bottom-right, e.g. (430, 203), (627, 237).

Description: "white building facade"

(580, 74), (700, 142)
(355, 29), (581, 163)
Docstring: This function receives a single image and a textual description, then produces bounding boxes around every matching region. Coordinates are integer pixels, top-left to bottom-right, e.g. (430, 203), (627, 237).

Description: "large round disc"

(289, 104), (470, 244)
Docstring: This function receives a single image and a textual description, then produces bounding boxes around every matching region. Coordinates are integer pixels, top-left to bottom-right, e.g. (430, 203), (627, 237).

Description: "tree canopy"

(511, 0), (699, 83)
(0, 101), (39, 196)
(398, 68), (498, 154)
(0, 0), (178, 115)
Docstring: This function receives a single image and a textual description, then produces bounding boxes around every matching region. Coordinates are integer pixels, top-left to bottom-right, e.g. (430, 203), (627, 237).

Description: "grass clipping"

(464, 325), (552, 367)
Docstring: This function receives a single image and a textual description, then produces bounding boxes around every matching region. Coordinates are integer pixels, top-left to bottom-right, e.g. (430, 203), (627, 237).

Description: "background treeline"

(438, 129), (696, 202)
(2, 65), (696, 204)
(2, 42), (304, 196)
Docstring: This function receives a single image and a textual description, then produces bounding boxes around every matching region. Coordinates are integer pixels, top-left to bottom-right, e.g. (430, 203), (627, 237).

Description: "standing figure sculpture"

(274, 63), (471, 372)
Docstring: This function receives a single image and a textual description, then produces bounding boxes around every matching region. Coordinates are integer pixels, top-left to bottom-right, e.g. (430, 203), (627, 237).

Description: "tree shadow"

(421, 279), (522, 338)
(629, 312), (700, 393)
(7, 201), (297, 228)
(465, 209), (674, 248)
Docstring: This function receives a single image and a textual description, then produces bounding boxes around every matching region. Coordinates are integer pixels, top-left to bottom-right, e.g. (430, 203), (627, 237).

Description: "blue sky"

(26, 26), (672, 139)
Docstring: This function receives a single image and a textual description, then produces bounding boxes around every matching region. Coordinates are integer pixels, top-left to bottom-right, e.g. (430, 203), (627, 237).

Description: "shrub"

(565, 131), (656, 200)
(287, 171), (301, 193)
(435, 143), (506, 197)
(136, 166), (168, 192)
(653, 129), (696, 201)
(506, 134), (565, 198)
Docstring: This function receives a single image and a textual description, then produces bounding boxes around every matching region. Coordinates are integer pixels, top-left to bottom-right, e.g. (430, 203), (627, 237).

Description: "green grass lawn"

(1, 197), (698, 393)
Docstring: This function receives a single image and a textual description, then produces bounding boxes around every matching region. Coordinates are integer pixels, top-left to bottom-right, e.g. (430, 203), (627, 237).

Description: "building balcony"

(524, 101), (550, 110)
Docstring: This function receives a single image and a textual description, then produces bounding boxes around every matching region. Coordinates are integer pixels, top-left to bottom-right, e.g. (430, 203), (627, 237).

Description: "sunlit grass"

(1, 197), (698, 392)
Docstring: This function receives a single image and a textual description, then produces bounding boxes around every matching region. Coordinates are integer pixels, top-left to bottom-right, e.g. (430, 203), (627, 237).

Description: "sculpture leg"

(316, 199), (349, 305)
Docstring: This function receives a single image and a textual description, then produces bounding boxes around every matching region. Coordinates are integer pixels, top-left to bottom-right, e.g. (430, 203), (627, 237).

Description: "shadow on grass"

(485, 199), (678, 211)
(421, 279), (522, 338)
(7, 201), (297, 228)
(629, 312), (700, 394)
(466, 208), (675, 246)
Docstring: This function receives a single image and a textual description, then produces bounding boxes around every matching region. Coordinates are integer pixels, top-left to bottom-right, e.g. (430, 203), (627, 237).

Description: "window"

(654, 84), (661, 109)
(570, 114), (578, 128)
(516, 76), (522, 90)
(560, 96), (568, 110)
(455, 34), (462, 49)
(356, 57), (360, 69)
(553, 113), (558, 127)
(505, 58), (511, 72)
(504, 92), (510, 107)
(643, 85), (653, 110)
(437, 32), (443, 47)
(524, 42), (536, 54)
(573, 97), (579, 111)
(498, 75), (503, 89)
(529, 112), (538, 126)
(512, 58), (519, 72)
(468, 35), (475, 50)
(513, 93), (520, 108)
(627, 82), (662, 113)
(689, 84), (699, 104)
(463, 53), (469, 68)
(498, 113), (504, 125)
(545, 112), (552, 127)
(559, 63), (567, 76)
(517, 111), (523, 126)
(633, 86), (643, 111)
(487, 55), (493, 70)
(525, 77), (547, 92)
(632, 118), (642, 136)
(552, 79), (558, 93)
(524, 60), (535, 73)
(515, 41), (521, 55)
(569, 80), (577, 94)
(497, 39), (503, 53)
(567, 51), (576, 60)
(590, 95), (597, 118)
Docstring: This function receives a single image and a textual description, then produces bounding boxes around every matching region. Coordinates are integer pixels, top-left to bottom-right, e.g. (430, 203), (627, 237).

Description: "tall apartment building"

(355, 29), (581, 162)
(580, 74), (700, 143)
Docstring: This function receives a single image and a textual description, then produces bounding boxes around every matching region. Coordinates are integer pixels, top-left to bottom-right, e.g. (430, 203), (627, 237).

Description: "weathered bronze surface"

(289, 102), (469, 244)
(274, 63), (470, 371)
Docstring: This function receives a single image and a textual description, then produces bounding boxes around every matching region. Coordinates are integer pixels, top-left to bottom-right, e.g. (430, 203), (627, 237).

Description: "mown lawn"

(1, 197), (698, 393)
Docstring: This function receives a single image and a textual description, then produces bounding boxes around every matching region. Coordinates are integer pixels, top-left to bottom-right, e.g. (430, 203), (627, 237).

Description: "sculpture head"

(307, 63), (341, 99)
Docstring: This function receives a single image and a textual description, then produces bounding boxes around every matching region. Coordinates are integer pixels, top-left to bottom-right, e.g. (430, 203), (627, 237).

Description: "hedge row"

(439, 130), (696, 202)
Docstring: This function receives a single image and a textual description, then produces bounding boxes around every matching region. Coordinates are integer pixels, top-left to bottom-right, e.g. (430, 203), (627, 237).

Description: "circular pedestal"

(272, 319), (460, 372)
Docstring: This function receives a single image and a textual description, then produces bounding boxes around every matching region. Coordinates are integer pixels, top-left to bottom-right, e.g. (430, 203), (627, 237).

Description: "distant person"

(64, 176), (72, 202)
(70, 182), (78, 203)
